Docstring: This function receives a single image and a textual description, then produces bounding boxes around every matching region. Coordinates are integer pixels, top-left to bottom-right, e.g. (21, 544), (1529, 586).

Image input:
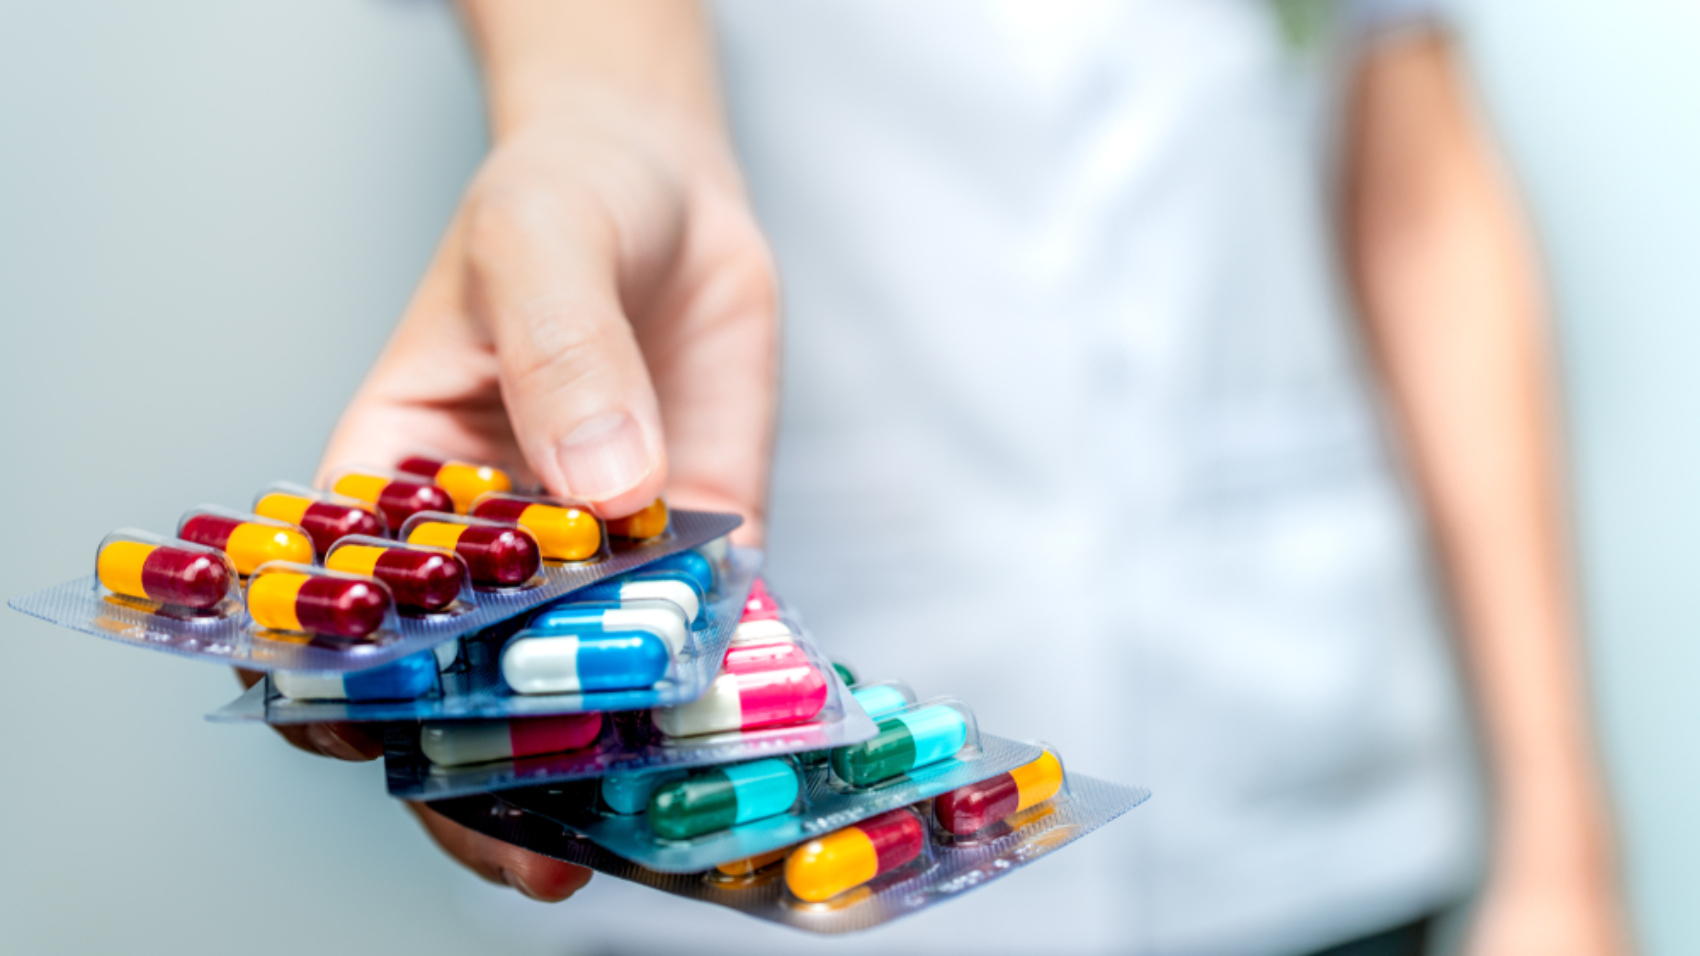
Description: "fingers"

(464, 186), (669, 519)
(410, 802), (593, 902)
(234, 669), (384, 762)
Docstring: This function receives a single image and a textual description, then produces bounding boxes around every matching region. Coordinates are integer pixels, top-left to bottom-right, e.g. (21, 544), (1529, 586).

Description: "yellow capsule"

(784, 808), (925, 903)
(716, 847), (789, 877)
(607, 498), (668, 540)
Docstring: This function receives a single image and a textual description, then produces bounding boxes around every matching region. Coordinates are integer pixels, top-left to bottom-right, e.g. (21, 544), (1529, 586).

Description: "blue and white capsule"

(271, 651), (438, 702)
(529, 600), (690, 654)
(572, 569), (703, 624)
(501, 627), (671, 694)
(644, 550), (716, 597)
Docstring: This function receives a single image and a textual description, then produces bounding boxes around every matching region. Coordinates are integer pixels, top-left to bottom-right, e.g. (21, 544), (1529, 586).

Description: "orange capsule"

(607, 498), (668, 540)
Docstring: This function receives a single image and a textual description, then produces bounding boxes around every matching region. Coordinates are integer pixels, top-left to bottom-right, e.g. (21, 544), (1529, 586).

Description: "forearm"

(1346, 35), (1615, 885)
(455, 0), (722, 139)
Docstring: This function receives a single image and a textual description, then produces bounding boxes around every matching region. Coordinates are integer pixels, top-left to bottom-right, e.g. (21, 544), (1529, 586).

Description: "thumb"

(465, 194), (667, 518)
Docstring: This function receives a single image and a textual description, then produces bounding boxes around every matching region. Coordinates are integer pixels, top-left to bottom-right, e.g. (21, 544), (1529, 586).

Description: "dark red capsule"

(298, 502), (382, 553)
(407, 521), (540, 587)
(295, 576), (390, 639)
(139, 547), (230, 608)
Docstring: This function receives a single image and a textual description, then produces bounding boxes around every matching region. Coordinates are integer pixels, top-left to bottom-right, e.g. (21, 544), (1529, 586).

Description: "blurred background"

(1, 1), (1696, 953)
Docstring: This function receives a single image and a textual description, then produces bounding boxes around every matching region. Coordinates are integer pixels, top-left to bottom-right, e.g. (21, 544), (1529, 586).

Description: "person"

(278, 2), (1631, 953)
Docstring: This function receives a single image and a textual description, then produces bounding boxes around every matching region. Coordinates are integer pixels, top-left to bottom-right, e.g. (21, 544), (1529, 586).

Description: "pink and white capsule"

(730, 617), (796, 648)
(723, 638), (809, 674)
(653, 662), (829, 737)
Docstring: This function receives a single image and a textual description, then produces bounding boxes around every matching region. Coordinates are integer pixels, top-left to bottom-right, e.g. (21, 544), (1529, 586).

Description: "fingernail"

(307, 723), (372, 762)
(555, 412), (651, 502)
(501, 868), (546, 902)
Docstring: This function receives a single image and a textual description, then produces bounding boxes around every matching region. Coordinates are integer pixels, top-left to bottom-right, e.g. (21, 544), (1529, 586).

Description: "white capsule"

(730, 618), (796, 647)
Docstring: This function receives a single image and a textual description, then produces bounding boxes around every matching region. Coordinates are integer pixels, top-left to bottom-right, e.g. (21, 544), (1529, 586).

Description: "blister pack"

(207, 546), (764, 723)
(9, 470), (741, 671)
(428, 751), (1149, 934)
(380, 627), (881, 800)
(495, 721), (1043, 874)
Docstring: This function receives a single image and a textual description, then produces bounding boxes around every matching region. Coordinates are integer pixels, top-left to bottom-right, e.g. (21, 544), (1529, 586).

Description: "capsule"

(469, 493), (602, 562)
(403, 514), (540, 587)
(253, 483), (382, 555)
(601, 769), (689, 815)
(785, 808), (926, 903)
(330, 470), (454, 534)
(177, 508), (314, 576)
(829, 704), (970, 787)
(501, 628), (671, 694)
(723, 638), (809, 674)
(653, 663), (828, 738)
(324, 538), (466, 612)
(648, 758), (801, 841)
(420, 712), (603, 767)
(396, 456), (512, 514)
(695, 536), (730, 576)
(607, 498), (668, 540)
(271, 651), (436, 701)
(434, 637), (461, 671)
(529, 602), (690, 653)
(849, 682), (917, 721)
(934, 750), (1065, 837)
(646, 550), (716, 596)
(717, 847), (789, 877)
(95, 531), (234, 610)
(730, 618), (796, 647)
(575, 569), (702, 623)
(247, 564), (392, 640)
(741, 589), (783, 623)
(832, 661), (857, 686)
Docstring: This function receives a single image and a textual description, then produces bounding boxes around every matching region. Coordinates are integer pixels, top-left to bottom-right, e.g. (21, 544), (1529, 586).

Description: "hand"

(1464, 848), (1635, 955)
(318, 89), (778, 535)
(273, 89), (779, 896)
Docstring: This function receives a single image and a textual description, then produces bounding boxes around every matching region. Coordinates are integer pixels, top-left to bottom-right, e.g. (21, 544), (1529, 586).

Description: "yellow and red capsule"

(469, 493), (603, 562)
(401, 513), (541, 587)
(933, 750), (1065, 836)
(246, 564), (393, 640)
(95, 530), (236, 610)
(328, 469), (454, 535)
(253, 483), (382, 554)
(324, 537), (467, 612)
(176, 506), (314, 576)
(785, 807), (927, 903)
(396, 456), (512, 514)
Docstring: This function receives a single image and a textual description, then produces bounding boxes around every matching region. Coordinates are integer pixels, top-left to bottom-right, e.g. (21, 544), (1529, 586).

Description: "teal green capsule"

(647, 758), (801, 840)
(829, 704), (969, 787)
(831, 661), (856, 686)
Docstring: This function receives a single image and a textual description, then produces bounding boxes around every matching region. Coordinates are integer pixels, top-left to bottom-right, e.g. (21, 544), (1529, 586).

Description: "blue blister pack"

(207, 546), (764, 723)
(381, 623), (879, 800)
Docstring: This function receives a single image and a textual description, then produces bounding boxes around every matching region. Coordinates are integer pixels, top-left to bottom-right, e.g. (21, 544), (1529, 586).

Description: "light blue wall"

(1466, 4), (1700, 955)
(0, 1), (1694, 954)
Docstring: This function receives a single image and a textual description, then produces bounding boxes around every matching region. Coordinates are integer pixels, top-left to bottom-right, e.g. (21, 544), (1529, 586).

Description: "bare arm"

(309, 0), (777, 898)
(1346, 32), (1630, 955)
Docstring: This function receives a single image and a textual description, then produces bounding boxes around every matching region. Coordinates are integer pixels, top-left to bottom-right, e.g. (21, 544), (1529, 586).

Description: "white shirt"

(563, 3), (1482, 953)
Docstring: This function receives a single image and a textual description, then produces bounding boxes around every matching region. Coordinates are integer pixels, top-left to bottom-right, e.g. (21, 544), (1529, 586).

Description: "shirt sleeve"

(1344, 0), (1460, 36)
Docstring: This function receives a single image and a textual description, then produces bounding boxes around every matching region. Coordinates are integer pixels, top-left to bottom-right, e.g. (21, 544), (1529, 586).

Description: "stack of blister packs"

(9, 457), (1149, 934)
